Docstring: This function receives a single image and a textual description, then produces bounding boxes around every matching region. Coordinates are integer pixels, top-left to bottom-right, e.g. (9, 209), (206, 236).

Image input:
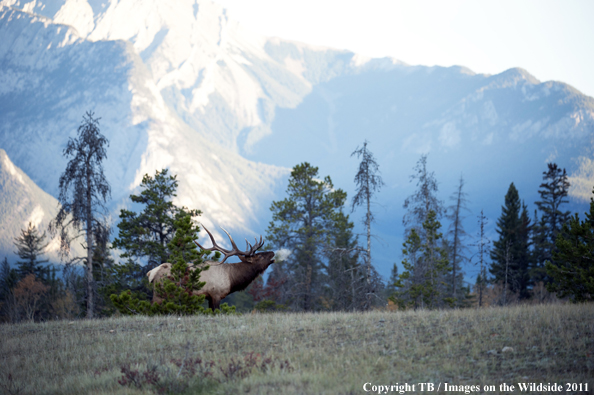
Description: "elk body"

(147, 226), (275, 311)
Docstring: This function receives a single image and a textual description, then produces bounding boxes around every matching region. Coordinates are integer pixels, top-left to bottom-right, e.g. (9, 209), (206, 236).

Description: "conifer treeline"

(0, 112), (592, 321)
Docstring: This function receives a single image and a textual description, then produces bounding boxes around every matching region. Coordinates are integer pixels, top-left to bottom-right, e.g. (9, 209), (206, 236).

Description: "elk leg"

(207, 296), (214, 311)
(211, 297), (221, 311)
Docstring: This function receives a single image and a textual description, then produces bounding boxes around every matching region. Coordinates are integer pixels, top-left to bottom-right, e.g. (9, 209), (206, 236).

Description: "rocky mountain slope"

(0, 149), (85, 262)
(1, 0), (593, 277)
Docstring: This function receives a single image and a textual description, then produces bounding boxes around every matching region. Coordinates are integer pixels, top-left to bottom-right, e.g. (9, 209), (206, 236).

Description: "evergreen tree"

(267, 162), (347, 311)
(325, 209), (365, 310)
(0, 258), (18, 320)
(403, 154), (444, 234)
(516, 203), (533, 298)
(0, 258), (18, 294)
(534, 163), (571, 281)
(392, 210), (452, 309)
(49, 111), (111, 319)
(490, 183), (532, 300)
(107, 170), (201, 313)
(13, 222), (49, 280)
(386, 263), (399, 298)
(111, 214), (233, 315)
(545, 188), (594, 302)
(396, 156), (451, 309)
(112, 169), (200, 269)
(445, 175), (470, 304)
(92, 230), (118, 316)
(531, 209), (548, 280)
(351, 140), (384, 309)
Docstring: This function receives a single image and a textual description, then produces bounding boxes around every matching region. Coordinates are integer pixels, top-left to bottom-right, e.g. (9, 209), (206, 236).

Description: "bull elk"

(147, 226), (275, 311)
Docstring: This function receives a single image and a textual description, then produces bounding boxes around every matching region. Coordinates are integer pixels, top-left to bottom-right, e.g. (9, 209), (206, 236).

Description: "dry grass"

(1, 304), (593, 394)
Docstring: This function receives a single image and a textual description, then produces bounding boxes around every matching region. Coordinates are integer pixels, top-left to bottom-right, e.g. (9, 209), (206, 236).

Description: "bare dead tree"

(351, 140), (384, 310)
(49, 111), (111, 319)
(473, 210), (490, 308)
(403, 154), (443, 234)
(445, 175), (471, 302)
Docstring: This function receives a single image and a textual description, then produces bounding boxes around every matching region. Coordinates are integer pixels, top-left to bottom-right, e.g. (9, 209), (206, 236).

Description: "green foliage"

(222, 290), (255, 313)
(325, 209), (367, 311)
(534, 163), (571, 282)
(253, 299), (288, 312)
(490, 183), (532, 299)
(14, 222), (49, 280)
(386, 263), (399, 297)
(0, 257), (18, 294)
(112, 169), (201, 268)
(0, 257), (18, 320)
(545, 189), (594, 302)
(111, 214), (235, 316)
(95, 258), (146, 317)
(108, 169), (209, 316)
(392, 210), (453, 309)
(267, 162), (348, 311)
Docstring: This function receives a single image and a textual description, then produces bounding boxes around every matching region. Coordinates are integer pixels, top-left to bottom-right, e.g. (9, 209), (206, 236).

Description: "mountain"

(1, 0), (593, 280)
(0, 149), (85, 262)
(0, 1), (288, 239)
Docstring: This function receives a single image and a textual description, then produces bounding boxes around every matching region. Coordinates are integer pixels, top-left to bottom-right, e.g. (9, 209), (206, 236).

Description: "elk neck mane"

(226, 260), (269, 294)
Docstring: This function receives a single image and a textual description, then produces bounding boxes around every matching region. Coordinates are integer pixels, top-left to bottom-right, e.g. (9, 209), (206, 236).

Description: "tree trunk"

(86, 166), (94, 319)
(452, 197), (460, 299)
(365, 178), (371, 310)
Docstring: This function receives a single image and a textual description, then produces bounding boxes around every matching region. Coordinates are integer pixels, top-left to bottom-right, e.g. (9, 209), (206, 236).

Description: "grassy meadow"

(1, 303), (593, 394)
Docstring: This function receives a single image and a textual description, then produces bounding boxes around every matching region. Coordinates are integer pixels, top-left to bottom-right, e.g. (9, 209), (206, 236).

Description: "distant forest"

(1, 112), (592, 322)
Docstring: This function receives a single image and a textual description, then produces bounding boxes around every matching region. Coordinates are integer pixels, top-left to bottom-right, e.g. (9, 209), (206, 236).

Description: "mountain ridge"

(1, 0), (593, 279)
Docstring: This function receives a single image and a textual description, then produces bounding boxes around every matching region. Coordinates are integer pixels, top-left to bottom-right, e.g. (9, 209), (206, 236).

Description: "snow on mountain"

(0, 2), (288, 248)
(0, 149), (85, 262)
(246, 61), (594, 279)
(1, 0), (593, 278)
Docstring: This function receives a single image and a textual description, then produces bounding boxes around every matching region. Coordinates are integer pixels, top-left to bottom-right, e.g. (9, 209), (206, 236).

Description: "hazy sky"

(213, 0), (594, 98)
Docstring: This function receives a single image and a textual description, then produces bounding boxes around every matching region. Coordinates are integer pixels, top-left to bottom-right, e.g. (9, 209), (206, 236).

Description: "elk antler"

(195, 225), (264, 263)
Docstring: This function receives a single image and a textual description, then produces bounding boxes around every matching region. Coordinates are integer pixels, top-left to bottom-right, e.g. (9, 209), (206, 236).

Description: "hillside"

(0, 304), (592, 394)
(0, 149), (85, 262)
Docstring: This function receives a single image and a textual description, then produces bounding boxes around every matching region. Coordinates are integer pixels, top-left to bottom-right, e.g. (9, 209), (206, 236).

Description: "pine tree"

(0, 257), (19, 320)
(351, 140), (384, 309)
(534, 163), (571, 281)
(92, 230), (118, 316)
(403, 154), (444, 234)
(490, 183), (532, 300)
(531, 209), (548, 281)
(112, 169), (200, 269)
(396, 156), (451, 309)
(13, 222), (49, 280)
(106, 169), (201, 313)
(267, 162), (347, 311)
(545, 188), (594, 302)
(516, 203), (533, 299)
(445, 175), (470, 304)
(386, 263), (399, 298)
(0, 258), (18, 294)
(111, 214), (233, 315)
(49, 111), (111, 319)
(393, 210), (452, 309)
(325, 209), (365, 310)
